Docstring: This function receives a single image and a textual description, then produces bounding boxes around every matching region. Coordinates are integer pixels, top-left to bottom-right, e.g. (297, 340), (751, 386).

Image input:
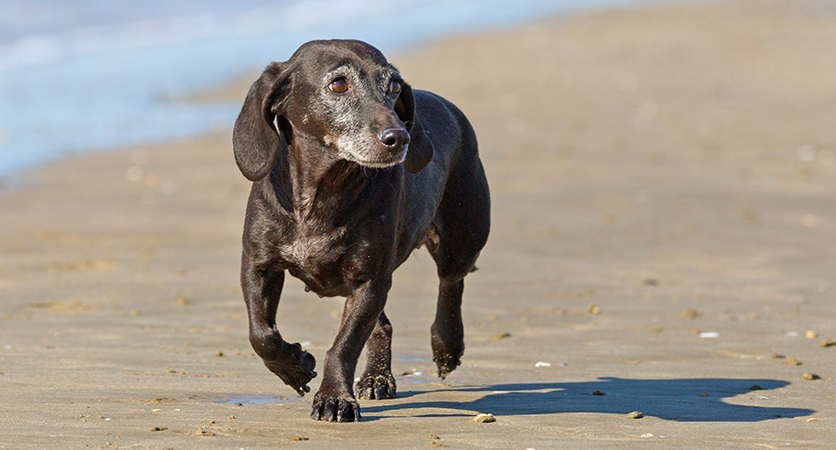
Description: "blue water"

(0, 0), (661, 176)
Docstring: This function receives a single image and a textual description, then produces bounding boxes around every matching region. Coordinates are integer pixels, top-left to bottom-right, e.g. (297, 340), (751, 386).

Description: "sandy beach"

(2, 0), (836, 448)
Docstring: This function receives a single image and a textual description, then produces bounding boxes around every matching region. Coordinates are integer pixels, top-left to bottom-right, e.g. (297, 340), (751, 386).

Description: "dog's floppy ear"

(395, 81), (434, 174)
(233, 62), (290, 181)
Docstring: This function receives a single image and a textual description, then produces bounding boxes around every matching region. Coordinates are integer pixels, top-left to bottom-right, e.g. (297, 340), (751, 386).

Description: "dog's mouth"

(344, 145), (407, 169)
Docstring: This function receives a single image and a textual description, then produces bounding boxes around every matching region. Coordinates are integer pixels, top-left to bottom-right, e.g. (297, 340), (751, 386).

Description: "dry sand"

(2, 0), (836, 448)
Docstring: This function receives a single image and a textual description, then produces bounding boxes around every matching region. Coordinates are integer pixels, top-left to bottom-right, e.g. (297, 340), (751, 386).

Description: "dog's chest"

(280, 225), (355, 296)
(286, 232), (339, 268)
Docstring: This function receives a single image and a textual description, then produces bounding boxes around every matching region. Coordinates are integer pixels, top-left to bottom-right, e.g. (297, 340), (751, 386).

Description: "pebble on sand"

(681, 308), (702, 319)
(802, 373), (821, 380)
(626, 411), (643, 419)
(535, 361), (551, 367)
(473, 413), (496, 423)
(820, 339), (836, 348)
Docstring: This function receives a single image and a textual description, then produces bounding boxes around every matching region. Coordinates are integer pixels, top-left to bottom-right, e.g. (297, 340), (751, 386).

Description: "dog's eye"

(329, 78), (348, 93)
(389, 80), (402, 95)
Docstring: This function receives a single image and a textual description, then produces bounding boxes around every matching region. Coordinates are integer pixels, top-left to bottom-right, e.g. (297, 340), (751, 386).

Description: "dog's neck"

(280, 133), (382, 222)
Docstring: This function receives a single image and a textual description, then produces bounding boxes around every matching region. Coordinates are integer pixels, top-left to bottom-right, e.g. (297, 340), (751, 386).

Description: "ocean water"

(0, 0), (658, 176)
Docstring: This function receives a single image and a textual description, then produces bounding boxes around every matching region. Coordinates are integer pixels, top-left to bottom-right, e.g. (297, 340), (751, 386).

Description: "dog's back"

(397, 89), (489, 267)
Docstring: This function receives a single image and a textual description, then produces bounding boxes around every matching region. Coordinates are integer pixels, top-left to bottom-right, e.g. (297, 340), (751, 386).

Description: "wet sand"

(2, 1), (836, 448)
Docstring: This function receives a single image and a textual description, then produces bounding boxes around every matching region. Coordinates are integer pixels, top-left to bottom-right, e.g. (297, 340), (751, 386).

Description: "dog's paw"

(263, 343), (317, 396)
(310, 392), (361, 422)
(355, 371), (397, 400)
(433, 353), (461, 380)
(431, 333), (464, 380)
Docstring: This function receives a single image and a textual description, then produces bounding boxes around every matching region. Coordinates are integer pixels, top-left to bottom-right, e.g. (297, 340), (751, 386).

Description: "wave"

(0, 0), (396, 71)
(0, 0), (652, 176)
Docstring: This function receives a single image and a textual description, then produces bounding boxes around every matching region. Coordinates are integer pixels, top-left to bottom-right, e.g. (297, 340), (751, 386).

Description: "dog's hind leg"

(430, 277), (466, 379)
(355, 310), (396, 399)
(428, 143), (490, 379)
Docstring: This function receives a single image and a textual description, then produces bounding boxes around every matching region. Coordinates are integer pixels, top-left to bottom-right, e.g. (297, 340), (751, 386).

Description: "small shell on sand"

(473, 413), (496, 423)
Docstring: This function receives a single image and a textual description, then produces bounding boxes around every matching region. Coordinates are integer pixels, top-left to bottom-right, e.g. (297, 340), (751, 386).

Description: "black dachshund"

(232, 39), (490, 422)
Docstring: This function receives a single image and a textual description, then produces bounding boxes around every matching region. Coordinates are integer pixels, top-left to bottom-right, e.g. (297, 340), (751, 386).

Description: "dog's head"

(233, 39), (434, 181)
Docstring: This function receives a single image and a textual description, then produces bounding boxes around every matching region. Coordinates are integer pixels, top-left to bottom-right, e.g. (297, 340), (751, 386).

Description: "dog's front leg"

(311, 278), (391, 422)
(242, 254), (317, 396)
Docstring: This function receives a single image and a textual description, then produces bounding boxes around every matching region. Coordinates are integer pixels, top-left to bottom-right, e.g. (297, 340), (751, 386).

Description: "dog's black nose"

(380, 128), (410, 148)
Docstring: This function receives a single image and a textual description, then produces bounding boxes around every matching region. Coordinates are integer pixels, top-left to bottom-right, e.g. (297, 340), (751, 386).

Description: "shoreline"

(2, 1), (836, 448)
(0, 0), (697, 183)
(0, 0), (673, 180)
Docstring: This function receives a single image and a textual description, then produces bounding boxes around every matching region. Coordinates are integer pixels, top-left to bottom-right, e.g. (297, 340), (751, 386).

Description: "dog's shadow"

(362, 377), (814, 422)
